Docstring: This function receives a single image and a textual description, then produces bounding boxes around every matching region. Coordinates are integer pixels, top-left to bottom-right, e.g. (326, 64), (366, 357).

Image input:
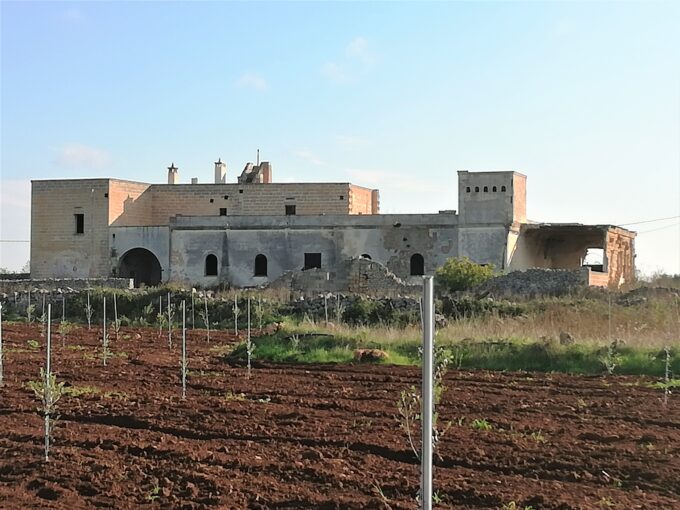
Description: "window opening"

(254, 254), (268, 276)
(75, 214), (84, 234)
(285, 205), (297, 216)
(205, 254), (218, 276)
(410, 253), (424, 276)
(304, 253), (321, 270)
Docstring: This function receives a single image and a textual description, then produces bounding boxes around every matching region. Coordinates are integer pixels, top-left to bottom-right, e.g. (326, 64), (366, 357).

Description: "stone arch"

(410, 253), (425, 276)
(118, 248), (162, 287)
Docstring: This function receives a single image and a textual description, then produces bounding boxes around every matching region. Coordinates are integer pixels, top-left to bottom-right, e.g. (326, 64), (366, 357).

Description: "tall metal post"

(45, 304), (52, 461)
(0, 303), (3, 387)
(421, 276), (434, 510)
(182, 300), (187, 400)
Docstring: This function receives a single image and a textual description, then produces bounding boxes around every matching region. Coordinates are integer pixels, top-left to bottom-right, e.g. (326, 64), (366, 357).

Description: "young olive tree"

(233, 294), (239, 336)
(101, 298), (111, 365)
(85, 291), (93, 330)
(198, 295), (210, 343)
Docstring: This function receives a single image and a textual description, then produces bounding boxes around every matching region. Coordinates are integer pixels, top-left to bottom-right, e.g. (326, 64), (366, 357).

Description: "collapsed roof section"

(508, 223), (636, 287)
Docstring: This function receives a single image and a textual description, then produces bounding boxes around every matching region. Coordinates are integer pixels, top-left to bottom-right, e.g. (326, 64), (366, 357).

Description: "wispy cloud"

(55, 143), (111, 170)
(346, 169), (437, 193)
(345, 36), (375, 66)
(236, 73), (268, 91)
(321, 36), (376, 84)
(293, 150), (326, 166)
(335, 134), (371, 148)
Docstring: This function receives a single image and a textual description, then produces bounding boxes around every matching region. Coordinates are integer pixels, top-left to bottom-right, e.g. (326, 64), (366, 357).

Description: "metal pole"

(421, 276), (434, 510)
(45, 303), (52, 462)
(234, 294), (239, 336)
(247, 297), (251, 378)
(103, 298), (107, 366)
(167, 292), (172, 349)
(191, 290), (195, 330)
(182, 300), (186, 400)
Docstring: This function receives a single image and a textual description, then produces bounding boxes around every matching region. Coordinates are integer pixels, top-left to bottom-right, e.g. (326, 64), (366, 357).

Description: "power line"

(619, 215), (680, 227)
(0, 240), (30, 243)
(637, 222), (680, 235)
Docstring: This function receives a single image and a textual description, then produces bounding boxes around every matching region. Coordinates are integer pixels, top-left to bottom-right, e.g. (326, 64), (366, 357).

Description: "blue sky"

(1, 1), (679, 274)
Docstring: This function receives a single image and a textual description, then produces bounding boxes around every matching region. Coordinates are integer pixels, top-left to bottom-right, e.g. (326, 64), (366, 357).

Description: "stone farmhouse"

(30, 160), (636, 291)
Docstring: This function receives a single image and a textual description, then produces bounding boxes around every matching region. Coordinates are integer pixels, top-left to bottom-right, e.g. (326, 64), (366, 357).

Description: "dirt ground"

(0, 322), (678, 509)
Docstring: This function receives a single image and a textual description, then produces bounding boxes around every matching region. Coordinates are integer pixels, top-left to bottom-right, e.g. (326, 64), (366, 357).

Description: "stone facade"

(30, 163), (636, 290)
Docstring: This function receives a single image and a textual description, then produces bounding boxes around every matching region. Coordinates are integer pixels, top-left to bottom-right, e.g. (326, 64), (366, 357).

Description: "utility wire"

(618, 215), (680, 227)
(0, 240), (30, 243)
(636, 222), (680, 235)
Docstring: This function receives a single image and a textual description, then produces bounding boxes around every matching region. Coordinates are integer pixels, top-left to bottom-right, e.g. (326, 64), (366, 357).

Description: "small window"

(501, 185), (506, 192)
(74, 213), (84, 234)
(285, 205), (297, 216)
(224, 195), (229, 199)
(492, 186), (497, 192)
(474, 186), (480, 192)
(360, 253), (372, 260)
(219, 208), (227, 216)
(209, 198), (214, 203)
(104, 192), (109, 198)
(304, 253), (321, 270)
(483, 186), (488, 192)
(466, 187), (471, 193)
(339, 195), (344, 200)
(410, 253), (424, 276)
(239, 189), (244, 194)
(254, 254), (268, 276)
(205, 254), (218, 276)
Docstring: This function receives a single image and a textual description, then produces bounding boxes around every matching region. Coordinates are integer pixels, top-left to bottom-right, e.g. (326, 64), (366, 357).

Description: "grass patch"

(234, 325), (679, 376)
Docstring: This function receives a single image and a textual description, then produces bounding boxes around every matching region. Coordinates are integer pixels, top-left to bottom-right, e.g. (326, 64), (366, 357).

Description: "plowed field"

(0, 323), (678, 509)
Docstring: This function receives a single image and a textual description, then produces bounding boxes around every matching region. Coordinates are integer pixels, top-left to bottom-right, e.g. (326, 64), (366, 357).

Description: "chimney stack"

(260, 161), (272, 183)
(191, 177), (198, 184)
(214, 158), (227, 184)
(167, 163), (179, 185)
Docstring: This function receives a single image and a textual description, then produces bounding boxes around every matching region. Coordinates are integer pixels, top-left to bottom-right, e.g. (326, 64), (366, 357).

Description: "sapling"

(664, 346), (671, 406)
(246, 297), (253, 378)
(198, 295), (210, 343)
(101, 298), (111, 365)
(257, 297), (264, 330)
(191, 289), (196, 329)
(113, 292), (120, 341)
(59, 321), (74, 348)
(0, 303), (4, 387)
(27, 290), (34, 323)
(167, 293), (174, 349)
(27, 304), (65, 462)
(61, 295), (66, 324)
(157, 296), (165, 337)
(85, 291), (93, 330)
(38, 294), (47, 337)
(324, 294), (328, 326)
(181, 300), (187, 400)
(233, 294), (239, 336)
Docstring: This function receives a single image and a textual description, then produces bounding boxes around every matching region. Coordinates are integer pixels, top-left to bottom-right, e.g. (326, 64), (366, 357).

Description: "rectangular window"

(219, 208), (227, 216)
(285, 205), (297, 216)
(304, 253), (321, 270)
(75, 213), (84, 234)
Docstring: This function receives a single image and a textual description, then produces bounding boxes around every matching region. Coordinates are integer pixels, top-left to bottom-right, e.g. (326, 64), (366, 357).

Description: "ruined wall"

(0, 277), (132, 294)
(457, 226), (509, 268)
(31, 179), (111, 279)
(605, 228), (636, 286)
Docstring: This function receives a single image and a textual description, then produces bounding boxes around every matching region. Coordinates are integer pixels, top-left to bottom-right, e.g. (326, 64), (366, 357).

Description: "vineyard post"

(167, 292), (172, 349)
(204, 295), (210, 343)
(45, 304), (52, 461)
(86, 291), (92, 330)
(62, 295), (65, 324)
(102, 298), (108, 366)
(182, 300), (187, 400)
(27, 290), (32, 323)
(324, 294), (328, 326)
(247, 297), (252, 378)
(0, 303), (4, 387)
(191, 289), (196, 330)
(234, 294), (239, 336)
(421, 276), (434, 510)
(113, 293), (119, 341)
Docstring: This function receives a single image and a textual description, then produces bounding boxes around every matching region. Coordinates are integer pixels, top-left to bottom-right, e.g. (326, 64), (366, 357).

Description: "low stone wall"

(478, 268), (589, 298)
(0, 277), (133, 295)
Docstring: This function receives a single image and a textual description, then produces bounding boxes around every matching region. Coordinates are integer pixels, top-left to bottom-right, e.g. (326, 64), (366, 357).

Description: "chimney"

(191, 177), (198, 184)
(260, 161), (272, 184)
(214, 158), (227, 184)
(167, 163), (179, 185)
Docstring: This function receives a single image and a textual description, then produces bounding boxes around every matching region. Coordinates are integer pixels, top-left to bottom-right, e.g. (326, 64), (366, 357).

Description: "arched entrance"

(118, 248), (162, 287)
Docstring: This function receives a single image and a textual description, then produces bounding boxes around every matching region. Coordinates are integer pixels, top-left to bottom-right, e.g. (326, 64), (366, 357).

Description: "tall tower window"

(205, 254), (218, 276)
(74, 214), (84, 234)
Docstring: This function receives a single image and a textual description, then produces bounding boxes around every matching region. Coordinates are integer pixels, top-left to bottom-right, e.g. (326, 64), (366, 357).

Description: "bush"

(435, 257), (495, 293)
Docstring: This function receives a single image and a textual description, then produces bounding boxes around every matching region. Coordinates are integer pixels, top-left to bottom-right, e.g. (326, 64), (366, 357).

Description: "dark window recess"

(219, 208), (227, 216)
(209, 198), (214, 203)
(474, 186), (480, 192)
(304, 253), (321, 270)
(224, 195), (229, 200)
(483, 186), (488, 192)
(104, 192), (108, 198)
(285, 205), (297, 216)
(254, 254), (268, 276)
(360, 253), (372, 260)
(239, 189), (244, 194)
(466, 187), (471, 193)
(410, 253), (425, 276)
(501, 185), (507, 192)
(339, 195), (345, 200)
(205, 254), (218, 276)
(75, 213), (84, 234)
(492, 186), (497, 192)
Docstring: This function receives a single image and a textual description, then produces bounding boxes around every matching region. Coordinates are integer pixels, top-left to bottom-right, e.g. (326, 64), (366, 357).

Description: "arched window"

(483, 186), (488, 192)
(492, 186), (497, 192)
(501, 185), (507, 192)
(466, 186), (471, 193)
(254, 254), (268, 276)
(360, 253), (372, 260)
(205, 254), (218, 276)
(474, 186), (480, 192)
(410, 253), (425, 276)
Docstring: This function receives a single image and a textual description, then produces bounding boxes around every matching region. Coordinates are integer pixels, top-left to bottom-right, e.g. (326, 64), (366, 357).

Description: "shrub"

(435, 257), (495, 293)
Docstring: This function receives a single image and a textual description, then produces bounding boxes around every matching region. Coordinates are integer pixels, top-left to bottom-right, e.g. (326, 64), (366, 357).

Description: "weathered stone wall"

(458, 170), (525, 226)
(478, 268), (589, 298)
(605, 228), (636, 286)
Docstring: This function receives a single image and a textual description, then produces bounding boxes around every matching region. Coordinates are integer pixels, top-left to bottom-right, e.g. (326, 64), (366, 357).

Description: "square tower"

(457, 171), (526, 225)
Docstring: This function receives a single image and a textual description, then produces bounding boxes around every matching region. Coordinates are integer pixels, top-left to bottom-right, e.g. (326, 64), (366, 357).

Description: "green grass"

(228, 325), (680, 377)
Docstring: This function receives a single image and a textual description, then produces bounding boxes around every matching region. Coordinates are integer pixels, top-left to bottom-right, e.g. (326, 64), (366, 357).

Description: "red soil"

(0, 323), (678, 509)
